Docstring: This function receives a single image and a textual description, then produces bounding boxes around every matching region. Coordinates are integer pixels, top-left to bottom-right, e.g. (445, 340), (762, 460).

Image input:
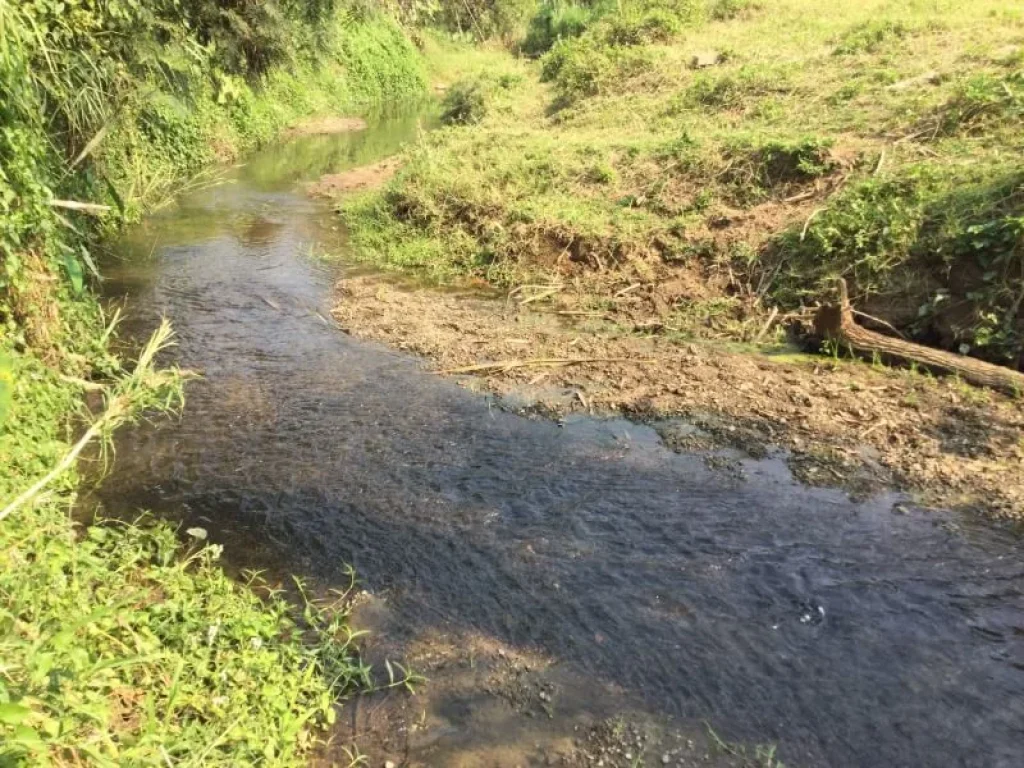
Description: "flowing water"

(94, 113), (1024, 768)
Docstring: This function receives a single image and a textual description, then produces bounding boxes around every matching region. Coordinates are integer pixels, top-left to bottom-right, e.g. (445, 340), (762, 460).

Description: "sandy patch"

(307, 157), (402, 197)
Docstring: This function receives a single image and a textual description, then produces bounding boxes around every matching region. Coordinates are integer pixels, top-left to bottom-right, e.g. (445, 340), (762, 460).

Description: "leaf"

(79, 245), (101, 281)
(100, 174), (126, 217)
(186, 527), (208, 540)
(0, 703), (31, 725)
(12, 725), (43, 747)
(70, 123), (110, 169)
(61, 251), (84, 295)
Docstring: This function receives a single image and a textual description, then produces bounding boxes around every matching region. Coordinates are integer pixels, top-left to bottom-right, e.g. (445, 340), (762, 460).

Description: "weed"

(934, 71), (1024, 136)
(677, 66), (792, 111)
(833, 19), (917, 56)
(708, 0), (761, 21)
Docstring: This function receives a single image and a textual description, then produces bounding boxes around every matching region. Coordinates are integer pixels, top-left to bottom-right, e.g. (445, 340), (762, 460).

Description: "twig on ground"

(436, 357), (656, 375)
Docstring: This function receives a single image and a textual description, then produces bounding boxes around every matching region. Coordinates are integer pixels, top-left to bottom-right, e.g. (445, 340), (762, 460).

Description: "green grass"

(342, 0), (1024, 365)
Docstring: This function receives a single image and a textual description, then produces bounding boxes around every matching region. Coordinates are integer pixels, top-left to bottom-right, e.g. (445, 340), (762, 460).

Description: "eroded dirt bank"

(332, 271), (1024, 519)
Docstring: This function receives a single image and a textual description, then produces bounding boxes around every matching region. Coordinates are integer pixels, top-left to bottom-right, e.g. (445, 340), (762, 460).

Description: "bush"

(441, 79), (491, 124)
(522, 2), (596, 55)
(541, 36), (657, 103)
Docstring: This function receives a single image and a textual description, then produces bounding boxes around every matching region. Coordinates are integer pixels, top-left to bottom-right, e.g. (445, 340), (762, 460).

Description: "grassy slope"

(0, 8), (424, 765)
(344, 0), (1024, 368)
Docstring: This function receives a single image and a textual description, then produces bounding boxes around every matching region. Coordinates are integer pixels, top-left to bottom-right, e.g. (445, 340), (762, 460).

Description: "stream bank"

(93, 113), (1024, 768)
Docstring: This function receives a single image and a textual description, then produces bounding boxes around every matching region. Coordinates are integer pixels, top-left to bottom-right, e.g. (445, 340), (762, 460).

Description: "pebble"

(385, 762), (396, 768)
(662, 754), (671, 764)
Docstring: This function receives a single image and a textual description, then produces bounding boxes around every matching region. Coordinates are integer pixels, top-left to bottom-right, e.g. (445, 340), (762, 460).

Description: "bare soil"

(331, 273), (1024, 520)
(307, 156), (401, 197)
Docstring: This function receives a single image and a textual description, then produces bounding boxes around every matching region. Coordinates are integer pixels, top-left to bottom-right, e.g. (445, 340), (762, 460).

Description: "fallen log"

(814, 279), (1024, 395)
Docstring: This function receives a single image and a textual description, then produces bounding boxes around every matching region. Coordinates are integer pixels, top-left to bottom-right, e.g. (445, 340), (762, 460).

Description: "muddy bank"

(332, 273), (1024, 519)
(307, 156), (401, 197)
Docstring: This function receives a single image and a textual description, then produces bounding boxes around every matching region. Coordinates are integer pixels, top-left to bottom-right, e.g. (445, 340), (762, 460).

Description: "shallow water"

(95, 113), (1024, 768)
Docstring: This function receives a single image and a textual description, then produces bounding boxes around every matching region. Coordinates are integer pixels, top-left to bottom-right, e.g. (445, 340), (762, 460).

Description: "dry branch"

(815, 279), (1024, 394)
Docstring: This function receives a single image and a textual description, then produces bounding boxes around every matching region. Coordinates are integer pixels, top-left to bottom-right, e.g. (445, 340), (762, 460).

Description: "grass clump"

(832, 19), (918, 55)
(0, 513), (366, 765)
(677, 66), (791, 111)
(522, 1), (597, 55)
(708, 0), (761, 21)
(721, 135), (838, 200)
(541, 36), (659, 102)
(441, 72), (524, 124)
(933, 71), (1024, 137)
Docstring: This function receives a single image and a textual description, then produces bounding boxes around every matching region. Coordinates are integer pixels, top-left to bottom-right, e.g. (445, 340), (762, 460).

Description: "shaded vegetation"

(1, 0), (426, 762)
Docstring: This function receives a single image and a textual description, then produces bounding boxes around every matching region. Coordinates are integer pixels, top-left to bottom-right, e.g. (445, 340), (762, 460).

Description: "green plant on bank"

(341, 0), (1024, 370)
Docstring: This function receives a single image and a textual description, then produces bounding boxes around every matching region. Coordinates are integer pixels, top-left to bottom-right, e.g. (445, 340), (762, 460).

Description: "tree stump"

(814, 279), (1024, 395)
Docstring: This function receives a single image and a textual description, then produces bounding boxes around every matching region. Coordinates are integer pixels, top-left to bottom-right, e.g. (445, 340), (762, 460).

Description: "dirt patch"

(332, 273), (1024, 519)
(283, 115), (367, 137)
(307, 157), (402, 197)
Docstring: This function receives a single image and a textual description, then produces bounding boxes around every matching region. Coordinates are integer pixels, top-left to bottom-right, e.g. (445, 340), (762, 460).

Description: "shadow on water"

(92, 110), (1024, 768)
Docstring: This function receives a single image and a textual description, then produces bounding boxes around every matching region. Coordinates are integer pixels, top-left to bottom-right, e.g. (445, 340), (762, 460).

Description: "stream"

(94, 112), (1024, 768)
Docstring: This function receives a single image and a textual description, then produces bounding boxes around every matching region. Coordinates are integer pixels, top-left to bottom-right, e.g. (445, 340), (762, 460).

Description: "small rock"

(385, 762), (397, 768)
(663, 754), (671, 764)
